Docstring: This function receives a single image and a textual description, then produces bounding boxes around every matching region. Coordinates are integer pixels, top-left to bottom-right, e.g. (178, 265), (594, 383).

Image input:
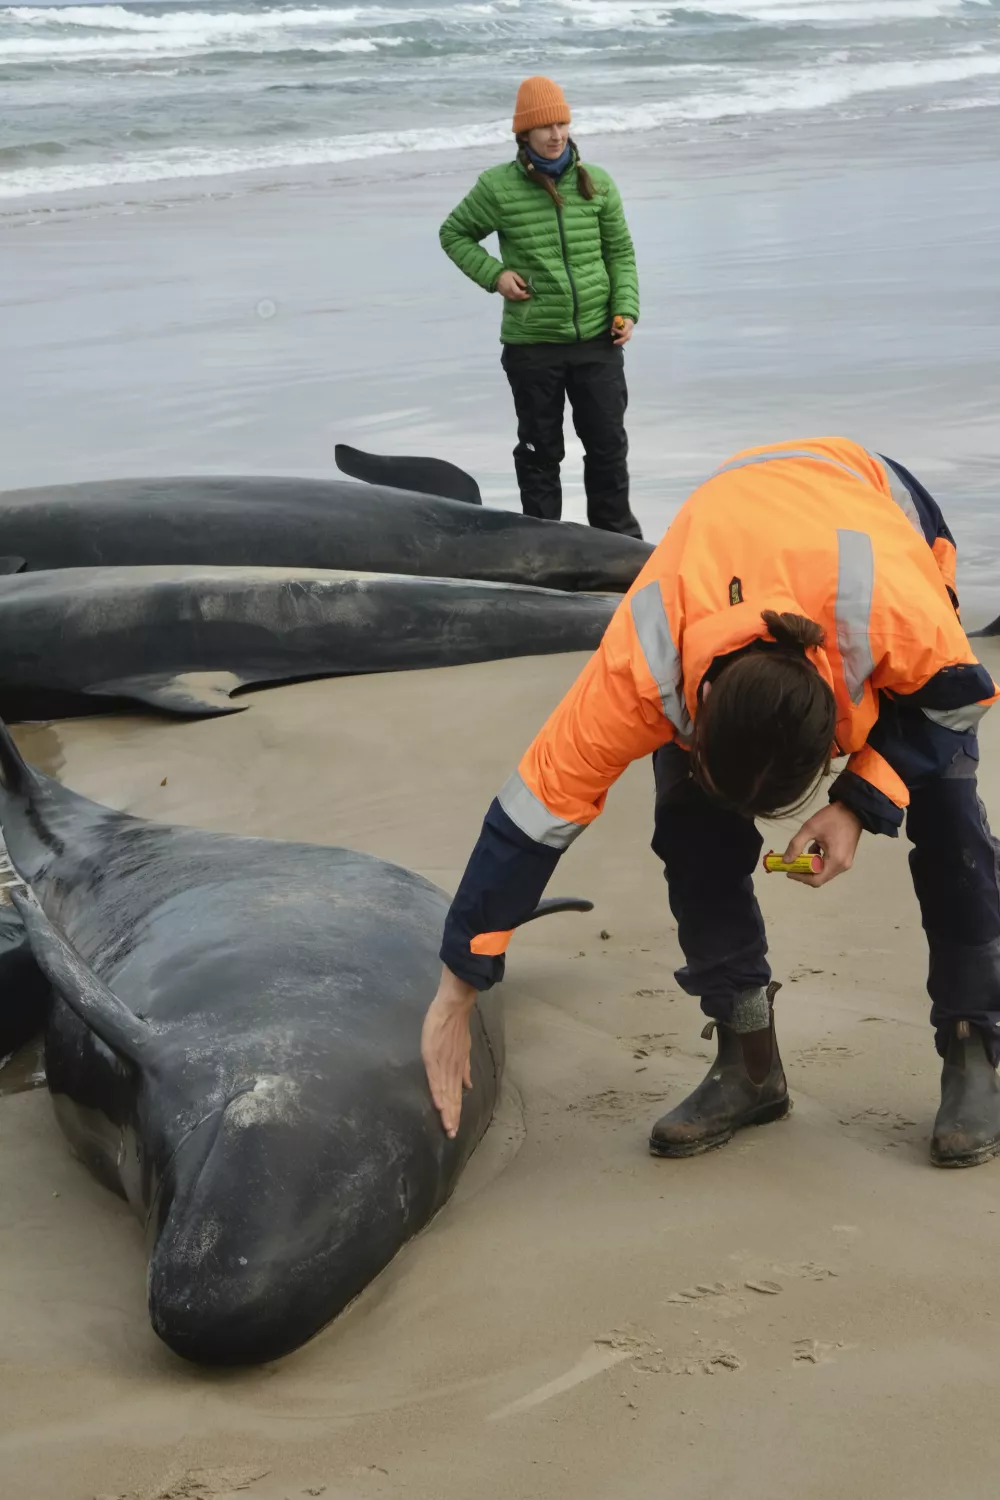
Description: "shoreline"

(4, 105), (999, 625)
(4, 105), (1000, 227)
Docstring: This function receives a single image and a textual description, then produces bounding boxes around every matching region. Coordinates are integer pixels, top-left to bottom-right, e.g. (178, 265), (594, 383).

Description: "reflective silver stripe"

(710, 448), (870, 486)
(630, 579), (693, 739)
(872, 452), (922, 537)
(496, 770), (585, 851)
(835, 529), (876, 705)
(922, 702), (993, 733)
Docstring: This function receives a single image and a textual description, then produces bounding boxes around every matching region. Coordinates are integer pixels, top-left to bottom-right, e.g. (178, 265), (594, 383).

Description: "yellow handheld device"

(763, 850), (823, 876)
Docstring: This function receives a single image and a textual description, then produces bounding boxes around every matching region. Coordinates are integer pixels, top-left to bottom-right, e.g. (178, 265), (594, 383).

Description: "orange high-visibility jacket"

(441, 438), (997, 985)
(507, 438), (991, 841)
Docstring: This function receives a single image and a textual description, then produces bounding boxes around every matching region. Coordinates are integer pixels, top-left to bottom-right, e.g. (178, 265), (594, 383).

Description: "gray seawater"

(1, 0), (999, 201)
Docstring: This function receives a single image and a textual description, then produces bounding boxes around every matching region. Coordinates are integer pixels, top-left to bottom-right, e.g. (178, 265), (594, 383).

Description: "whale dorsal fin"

(335, 443), (483, 506)
(0, 556), (26, 575)
(11, 889), (149, 1066)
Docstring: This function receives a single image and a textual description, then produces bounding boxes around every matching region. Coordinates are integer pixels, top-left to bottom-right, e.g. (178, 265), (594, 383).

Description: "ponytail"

(572, 142), (596, 200)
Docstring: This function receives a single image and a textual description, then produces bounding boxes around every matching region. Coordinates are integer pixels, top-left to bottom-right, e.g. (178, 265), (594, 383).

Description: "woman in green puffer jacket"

(439, 76), (643, 538)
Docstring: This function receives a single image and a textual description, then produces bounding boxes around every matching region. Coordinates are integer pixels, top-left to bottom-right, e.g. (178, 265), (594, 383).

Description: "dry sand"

(4, 645), (1000, 1499)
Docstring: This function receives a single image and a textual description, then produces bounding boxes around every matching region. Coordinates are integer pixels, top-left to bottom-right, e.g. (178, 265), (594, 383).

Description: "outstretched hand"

(421, 966), (478, 1138)
(781, 802), (863, 888)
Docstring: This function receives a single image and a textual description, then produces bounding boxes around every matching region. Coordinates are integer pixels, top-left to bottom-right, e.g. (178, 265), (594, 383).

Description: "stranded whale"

(0, 724), (590, 1364)
(0, 477), (651, 593)
(0, 565), (615, 720)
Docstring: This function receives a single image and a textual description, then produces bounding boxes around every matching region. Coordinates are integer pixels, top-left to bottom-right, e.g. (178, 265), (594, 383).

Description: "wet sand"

(4, 107), (1000, 621)
(4, 644), (1000, 1499)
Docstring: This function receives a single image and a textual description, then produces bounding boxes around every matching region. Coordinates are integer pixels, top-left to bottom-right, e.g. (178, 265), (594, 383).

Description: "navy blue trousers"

(651, 741), (1000, 1062)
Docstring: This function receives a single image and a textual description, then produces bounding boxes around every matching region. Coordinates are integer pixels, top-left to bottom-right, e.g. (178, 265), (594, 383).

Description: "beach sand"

(3, 641), (1000, 1499)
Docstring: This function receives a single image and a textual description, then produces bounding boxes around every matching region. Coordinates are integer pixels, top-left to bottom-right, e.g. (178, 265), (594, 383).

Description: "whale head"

(145, 1057), (449, 1364)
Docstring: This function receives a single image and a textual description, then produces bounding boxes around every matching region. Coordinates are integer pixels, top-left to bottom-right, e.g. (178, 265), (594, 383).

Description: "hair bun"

(760, 609), (825, 652)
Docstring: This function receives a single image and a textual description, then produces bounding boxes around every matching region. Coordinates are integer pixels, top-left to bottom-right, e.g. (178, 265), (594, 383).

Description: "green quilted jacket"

(439, 156), (639, 345)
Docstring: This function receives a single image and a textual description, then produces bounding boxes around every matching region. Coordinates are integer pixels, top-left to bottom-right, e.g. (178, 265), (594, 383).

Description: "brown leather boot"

(649, 981), (789, 1158)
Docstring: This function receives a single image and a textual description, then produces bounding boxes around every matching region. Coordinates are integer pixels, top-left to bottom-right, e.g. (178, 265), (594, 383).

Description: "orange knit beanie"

(512, 76), (571, 135)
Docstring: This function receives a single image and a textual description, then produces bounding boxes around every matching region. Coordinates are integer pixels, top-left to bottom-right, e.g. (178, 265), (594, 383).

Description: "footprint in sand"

(664, 1281), (738, 1305)
(839, 1106), (920, 1149)
(96, 1467), (271, 1500)
(661, 1260), (839, 1333)
(769, 1260), (839, 1282)
(492, 1322), (747, 1420)
(672, 1338), (746, 1376)
(661, 1281), (751, 1324)
(599, 1326), (745, 1377)
(623, 1032), (677, 1061)
(567, 1088), (666, 1121)
(795, 1040), (860, 1064)
(793, 1337), (849, 1366)
(701, 1348), (745, 1374)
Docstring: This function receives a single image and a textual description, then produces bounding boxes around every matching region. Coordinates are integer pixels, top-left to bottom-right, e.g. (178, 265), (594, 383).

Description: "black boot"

(930, 1020), (1000, 1168)
(649, 982), (789, 1158)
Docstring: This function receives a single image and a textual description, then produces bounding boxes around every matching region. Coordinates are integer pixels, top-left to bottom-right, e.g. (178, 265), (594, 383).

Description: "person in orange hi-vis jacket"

(421, 438), (1000, 1169)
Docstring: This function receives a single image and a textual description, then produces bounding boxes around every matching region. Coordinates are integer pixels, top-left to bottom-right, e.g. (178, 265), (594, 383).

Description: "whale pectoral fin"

(85, 671), (248, 717)
(0, 557), (26, 575)
(10, 889), (148, 1066)
(335, 443), (483, 505)
(519, 897), (595, 926)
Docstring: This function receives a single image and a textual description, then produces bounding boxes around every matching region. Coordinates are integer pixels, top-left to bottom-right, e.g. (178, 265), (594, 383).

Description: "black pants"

(501, 338), (642, 539)
(651, 742), (1000, 1063)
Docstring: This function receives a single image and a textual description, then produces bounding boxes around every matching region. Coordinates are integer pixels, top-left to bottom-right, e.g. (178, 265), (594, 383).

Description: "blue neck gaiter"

(526, 143), (573, 178)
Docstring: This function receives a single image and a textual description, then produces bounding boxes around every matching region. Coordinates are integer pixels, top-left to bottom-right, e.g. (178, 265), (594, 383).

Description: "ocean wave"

(3, 2), (505, 32)
(1, 0), (988, 70)
(552, 0), (977, 22)
(0, 3), (506, 62)
(0, 138), (69, 165)
(3, 47), (998, 199)
(578, 48), (1000, 123)
(682, 0), (978, 20)
(0, 26), (407, 62)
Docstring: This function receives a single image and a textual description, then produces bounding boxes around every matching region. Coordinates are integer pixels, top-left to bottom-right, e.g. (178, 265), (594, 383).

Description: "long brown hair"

(515, 136), (595, 207)
(692, 610), (837, 819)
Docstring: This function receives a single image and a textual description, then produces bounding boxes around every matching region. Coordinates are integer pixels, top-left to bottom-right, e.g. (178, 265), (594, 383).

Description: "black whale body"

(0, 723), (588, 1364)
(0, 477), (651, 593)
(0, 564), (616, 720)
